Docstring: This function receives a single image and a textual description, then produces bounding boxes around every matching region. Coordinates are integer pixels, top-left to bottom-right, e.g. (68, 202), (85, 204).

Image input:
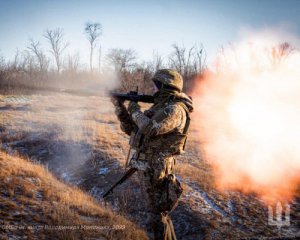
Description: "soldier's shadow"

(170, 201), (210, 240)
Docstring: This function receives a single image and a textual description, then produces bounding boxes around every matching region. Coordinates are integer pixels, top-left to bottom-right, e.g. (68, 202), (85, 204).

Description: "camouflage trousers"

(137, 152), (182, 240)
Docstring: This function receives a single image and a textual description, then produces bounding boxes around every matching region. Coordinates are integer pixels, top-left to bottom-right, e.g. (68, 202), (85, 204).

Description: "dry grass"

(1, 93), (299, 239)
(0, 151), (148, 240)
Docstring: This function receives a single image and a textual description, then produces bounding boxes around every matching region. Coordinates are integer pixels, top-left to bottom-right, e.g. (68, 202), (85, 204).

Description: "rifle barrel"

(102, 168), (137, 198)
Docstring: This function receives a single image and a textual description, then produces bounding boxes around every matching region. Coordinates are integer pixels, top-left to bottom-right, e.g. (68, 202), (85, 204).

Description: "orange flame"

(192, 29), (300, 203)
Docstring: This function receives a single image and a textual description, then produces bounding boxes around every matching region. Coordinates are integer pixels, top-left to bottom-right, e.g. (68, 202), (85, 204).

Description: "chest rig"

(129, 99), (191, 157)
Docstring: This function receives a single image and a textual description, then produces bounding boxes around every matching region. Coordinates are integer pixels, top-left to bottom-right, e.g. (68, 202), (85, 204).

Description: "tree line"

(0, 22), (206, 94)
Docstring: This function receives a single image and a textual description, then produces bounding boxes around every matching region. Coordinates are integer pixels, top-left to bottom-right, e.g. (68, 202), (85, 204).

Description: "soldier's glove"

(144, 109), (155, 118)
(111, 97), (127, 117)
(110, 97), (125, 107)
(128, 101), (141, 115)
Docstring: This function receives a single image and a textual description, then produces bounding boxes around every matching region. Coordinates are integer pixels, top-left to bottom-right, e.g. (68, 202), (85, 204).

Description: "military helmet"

(152, 69), (183, 92)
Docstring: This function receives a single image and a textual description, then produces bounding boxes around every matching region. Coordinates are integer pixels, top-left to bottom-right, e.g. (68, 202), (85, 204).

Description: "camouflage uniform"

(113, 69), (193, 240)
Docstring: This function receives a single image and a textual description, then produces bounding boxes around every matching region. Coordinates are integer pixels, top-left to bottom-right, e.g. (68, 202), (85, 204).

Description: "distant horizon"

(1, 0), (300, 67)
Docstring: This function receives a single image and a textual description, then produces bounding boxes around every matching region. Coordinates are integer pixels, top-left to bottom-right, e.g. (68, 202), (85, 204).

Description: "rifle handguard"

(111, 92), (154, 103)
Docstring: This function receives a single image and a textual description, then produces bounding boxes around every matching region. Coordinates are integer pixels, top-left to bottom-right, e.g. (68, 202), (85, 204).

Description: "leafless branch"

(44, 28), (69, 73)
(85, 22), (102, 72)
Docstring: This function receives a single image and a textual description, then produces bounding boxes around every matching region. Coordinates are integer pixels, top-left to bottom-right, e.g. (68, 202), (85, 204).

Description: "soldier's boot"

(148, 211), (164, 240)
(161, 213), (177, 240)
(150, 212), (177, 240)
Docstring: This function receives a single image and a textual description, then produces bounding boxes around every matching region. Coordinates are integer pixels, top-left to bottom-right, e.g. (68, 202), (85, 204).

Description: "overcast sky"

(0, 0), (300, 66)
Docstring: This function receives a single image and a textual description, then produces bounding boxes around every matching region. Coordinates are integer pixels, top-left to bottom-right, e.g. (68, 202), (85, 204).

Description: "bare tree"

(106, 48), (137, 72)
(169, 43), (206, 90)
(84, 22), (102, 72)
(106, 48), (137, 91)
(66, 51), (80, 73)
(135, 61), (156, 93)
(98, 45), (102, 73)
(169, 44), (189, 75)
(152, 51), (164, 71)
(44, 28), (69, 73)
(193, 44), (206, 74)
(19, 50), (35, 73)
(27, 39), (49, 71)
(270, 42), (294, 67)
(0, 54), (5, 71)
(12, 48), (20, 70)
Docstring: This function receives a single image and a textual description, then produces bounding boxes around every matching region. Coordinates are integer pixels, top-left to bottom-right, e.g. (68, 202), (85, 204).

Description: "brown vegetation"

(0, 151), (148, 240)
(1, 94), (298, 239)
(0, 24), (206, 94)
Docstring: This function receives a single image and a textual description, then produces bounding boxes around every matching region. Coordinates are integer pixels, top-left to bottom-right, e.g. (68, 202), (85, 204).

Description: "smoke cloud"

(192, 28), (300, 203)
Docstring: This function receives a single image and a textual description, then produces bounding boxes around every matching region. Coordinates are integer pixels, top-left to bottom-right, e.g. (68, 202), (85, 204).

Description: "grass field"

(0, 92), (299, 239)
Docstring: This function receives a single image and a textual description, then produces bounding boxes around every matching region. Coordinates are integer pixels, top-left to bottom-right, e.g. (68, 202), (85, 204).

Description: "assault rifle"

(104, 88), (154, 199)
(111, 88), (154, 103)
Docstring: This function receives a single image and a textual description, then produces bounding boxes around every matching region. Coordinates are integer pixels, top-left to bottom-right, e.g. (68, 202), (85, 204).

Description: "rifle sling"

(102, 167), (137, 198)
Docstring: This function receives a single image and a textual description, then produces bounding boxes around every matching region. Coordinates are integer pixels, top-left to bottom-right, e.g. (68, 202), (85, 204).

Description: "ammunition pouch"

(148, 133), (187, 155)
(158, 174), (183, 213)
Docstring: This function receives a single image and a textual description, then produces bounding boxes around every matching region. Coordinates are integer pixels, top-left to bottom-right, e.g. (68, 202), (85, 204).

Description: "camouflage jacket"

(114, 92), (193, 169)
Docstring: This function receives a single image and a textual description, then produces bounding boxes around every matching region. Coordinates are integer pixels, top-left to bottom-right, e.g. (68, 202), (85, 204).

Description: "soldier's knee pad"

(158, 174), (183, 213)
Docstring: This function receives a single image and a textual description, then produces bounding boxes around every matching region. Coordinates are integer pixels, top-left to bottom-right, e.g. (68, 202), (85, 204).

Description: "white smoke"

(192, 27), (300, 203)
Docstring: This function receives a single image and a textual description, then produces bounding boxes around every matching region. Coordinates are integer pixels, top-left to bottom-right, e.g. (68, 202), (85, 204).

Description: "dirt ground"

(0, 92), (299, 239)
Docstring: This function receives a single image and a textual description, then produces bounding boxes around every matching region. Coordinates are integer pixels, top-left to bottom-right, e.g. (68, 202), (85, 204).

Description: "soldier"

(111, 69), (193, 239)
